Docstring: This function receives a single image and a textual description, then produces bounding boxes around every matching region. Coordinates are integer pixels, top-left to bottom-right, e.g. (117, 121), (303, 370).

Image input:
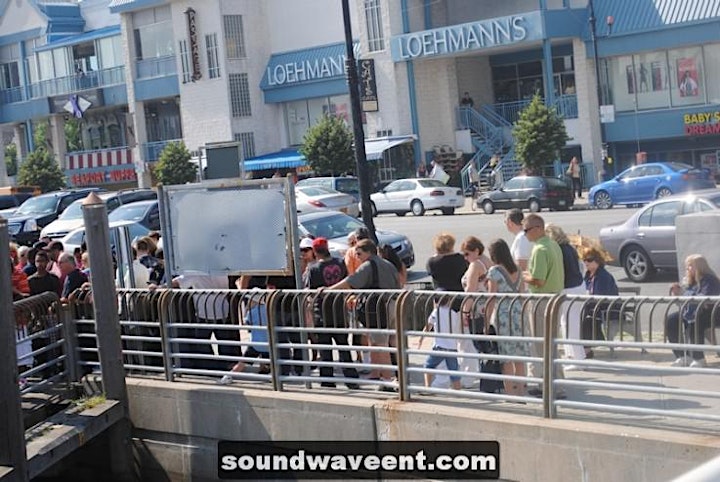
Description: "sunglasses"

(583, 257), (598, 263)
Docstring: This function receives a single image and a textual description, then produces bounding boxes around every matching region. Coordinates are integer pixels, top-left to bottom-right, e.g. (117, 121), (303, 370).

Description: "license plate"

(449, 199), (456, 204)
(558, 200), (566, 206)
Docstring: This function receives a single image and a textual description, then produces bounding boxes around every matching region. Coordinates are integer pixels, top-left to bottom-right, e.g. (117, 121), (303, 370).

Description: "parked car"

(296, 176), (360, 202)
(599, 189), (720, 282)
(370, 178), (464, 216)
(295, 186), (359, 217)
(589, 162), (715, 210)
(0, 193), (35, 218)
(61, 220), (151, 256)
(7, 188), (104, 245)
(476, 175), (573, 214)
(40, 189), (157, 240)
(297, 211), (415, 268)
(108, 200), (161, 231)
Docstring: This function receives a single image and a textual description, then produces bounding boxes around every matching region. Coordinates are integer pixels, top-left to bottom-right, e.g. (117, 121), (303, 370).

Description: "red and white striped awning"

(66, 147), (133, 170)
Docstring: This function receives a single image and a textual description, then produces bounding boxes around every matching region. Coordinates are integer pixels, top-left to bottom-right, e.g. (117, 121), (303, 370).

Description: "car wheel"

(441, 207), (455, 215)
(656, 187), (673, 198)
(528, 199), (541, 213)
(594, 190), (613, 209)
(370, 202), (377, 217)
(411, 199), (425, 216)
(622, 245), (655, 283)
(395, 212), (406, 217)
(482, 200), (495, 215)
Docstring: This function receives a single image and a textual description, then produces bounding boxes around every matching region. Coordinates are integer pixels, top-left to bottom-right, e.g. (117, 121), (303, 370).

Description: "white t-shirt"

(428, 306), (462, 350)
(511, 231), (532, 264)
(174, 273), (230, 320)
(123, 259), (149, 288)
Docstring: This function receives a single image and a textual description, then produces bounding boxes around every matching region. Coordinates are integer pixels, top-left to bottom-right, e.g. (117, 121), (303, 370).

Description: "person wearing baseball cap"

(299, 236), (316, 275)
(304, 236), (359, 389)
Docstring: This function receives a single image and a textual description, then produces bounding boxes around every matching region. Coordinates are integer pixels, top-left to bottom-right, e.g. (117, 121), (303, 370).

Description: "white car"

(60, 220), (150, 256)
(370, 178), (464, 216)
(295, 186), (360, 217)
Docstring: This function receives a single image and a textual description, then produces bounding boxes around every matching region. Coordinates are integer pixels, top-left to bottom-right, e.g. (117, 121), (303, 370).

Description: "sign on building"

(360, 59), (379, 112)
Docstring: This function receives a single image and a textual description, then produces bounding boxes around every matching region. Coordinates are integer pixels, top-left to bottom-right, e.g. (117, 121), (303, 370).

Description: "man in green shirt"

(521, 214), (566, 398)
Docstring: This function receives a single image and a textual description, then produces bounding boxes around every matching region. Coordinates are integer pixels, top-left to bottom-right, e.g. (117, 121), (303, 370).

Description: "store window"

(0, 44), (20, 90)
(206, 33), (221, 79)
(229, 73), (252, 117)
(132, 6), (173, 60)
(285, 95), (351, 146)
(365, 0), (385, 52)
(178, 40), (191, 83)
(704, 44), (720, 105)
(633, 51), (669, 110)
(669, 46), (704, 107)
(97, 36), (123, 69)
(223, 15), (246, 59)
(602, 55), (636, 112)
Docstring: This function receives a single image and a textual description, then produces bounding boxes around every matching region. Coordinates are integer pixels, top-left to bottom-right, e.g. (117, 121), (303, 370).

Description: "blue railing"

(489, 95), (579, 124)
(27, 66), (125, 100)
(143, 139), (183, 162)
(0, 86), (26, 104)
(136, 55), (177, 79)
(554, 94), (578, 119)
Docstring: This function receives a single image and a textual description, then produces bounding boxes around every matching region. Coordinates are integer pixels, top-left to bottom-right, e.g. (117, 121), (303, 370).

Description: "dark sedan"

(476, 175), (574, 214)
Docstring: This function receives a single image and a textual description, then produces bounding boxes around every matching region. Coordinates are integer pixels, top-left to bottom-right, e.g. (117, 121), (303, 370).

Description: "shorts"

(424, 346), (460, 381)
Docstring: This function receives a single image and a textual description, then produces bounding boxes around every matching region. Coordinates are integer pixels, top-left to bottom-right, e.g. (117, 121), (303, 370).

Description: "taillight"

(430, 190), (445, 196)
(308, 199), (326, 207)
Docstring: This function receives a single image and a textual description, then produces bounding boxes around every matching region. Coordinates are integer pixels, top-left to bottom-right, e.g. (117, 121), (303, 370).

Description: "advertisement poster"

(677, 57), (699, 97)
(651, 61), (664, 91)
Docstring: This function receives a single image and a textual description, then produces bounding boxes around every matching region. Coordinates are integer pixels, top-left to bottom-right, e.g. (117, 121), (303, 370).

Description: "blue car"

(589, 162), (715, 209)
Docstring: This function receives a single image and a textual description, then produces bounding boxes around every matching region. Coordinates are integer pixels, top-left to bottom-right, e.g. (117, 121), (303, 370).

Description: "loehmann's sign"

(683, 111), (720, 136)
(391, 11), (542, 62)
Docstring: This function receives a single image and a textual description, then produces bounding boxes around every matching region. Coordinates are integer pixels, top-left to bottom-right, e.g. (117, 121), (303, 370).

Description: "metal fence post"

(157, 291), (175, 382)
(81, 193), (137, 482)
(396, 291), (411, 402)
(543, 294), (564, 419)
(0, 219), (29, 481)
(266, 290), (282, 392)
(59, 304), (80, 384)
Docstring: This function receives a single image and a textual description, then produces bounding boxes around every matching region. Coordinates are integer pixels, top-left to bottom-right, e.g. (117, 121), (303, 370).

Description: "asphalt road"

(374, 201), (678, 297)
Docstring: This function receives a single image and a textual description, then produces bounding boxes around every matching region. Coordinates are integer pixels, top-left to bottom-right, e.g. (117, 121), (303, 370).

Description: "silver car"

(297, 211), (415, 268)
(599, 189), (720, 282)
(370, 178), (464, 216)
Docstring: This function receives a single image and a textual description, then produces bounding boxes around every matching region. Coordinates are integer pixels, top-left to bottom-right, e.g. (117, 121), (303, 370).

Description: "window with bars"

(223, 15), (246, 59)
(229, 73), (252, 117)
(234, 132), (256, 159)
(179, 40), (191, 83)
(205, 33), (221, 79)
(364, 0), (385, 52)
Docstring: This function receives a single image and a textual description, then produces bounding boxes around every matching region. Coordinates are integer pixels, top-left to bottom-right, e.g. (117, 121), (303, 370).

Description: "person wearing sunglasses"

(581, 247), (618, 359)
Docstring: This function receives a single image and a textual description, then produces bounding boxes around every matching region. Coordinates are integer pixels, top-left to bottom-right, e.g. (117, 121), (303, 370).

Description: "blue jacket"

(584, 266), (619, 296)
(682, 274), (720, 322)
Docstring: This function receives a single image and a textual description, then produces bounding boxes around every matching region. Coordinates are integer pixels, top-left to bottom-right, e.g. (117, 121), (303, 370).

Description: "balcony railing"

(0, 86), (26, 104)
(143, 139), (183, 162)
(490, 94), (578, 124)
(26, 66), (125, 100)
(136, 55), (177, 80)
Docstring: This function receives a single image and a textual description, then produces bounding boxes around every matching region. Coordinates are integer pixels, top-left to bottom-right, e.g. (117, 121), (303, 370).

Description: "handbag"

(479, 325), (504, 393)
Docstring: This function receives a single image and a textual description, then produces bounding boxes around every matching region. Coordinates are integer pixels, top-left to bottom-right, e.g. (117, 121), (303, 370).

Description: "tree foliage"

(299, 114), (355, 176)
(512, 94), (569, 175)
(17, 147), (65, 192)
(154, 142), (197, 185)
(65, 118), (83, 152)
(4, 143), (17, 177)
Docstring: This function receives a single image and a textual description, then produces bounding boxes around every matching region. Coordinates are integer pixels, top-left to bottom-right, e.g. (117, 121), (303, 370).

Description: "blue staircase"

(458, 106), (523, 194)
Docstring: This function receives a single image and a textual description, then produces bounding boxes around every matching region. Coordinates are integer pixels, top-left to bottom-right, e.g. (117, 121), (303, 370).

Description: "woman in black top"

(426, 232), (468, 312)
(545, 224), (586, 367)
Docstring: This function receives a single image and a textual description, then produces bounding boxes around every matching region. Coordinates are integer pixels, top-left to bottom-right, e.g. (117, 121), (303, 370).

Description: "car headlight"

(23, 219), (38, 232)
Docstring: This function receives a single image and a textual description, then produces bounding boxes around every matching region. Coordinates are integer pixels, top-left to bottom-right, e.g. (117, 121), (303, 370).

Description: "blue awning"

(35, 25), (121, 52)
(243, 149), (306, 171)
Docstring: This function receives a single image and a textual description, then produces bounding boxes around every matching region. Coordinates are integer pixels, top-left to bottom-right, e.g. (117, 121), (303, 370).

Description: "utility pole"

(588, 0), (610, 176)
(341, 0), (378, 243)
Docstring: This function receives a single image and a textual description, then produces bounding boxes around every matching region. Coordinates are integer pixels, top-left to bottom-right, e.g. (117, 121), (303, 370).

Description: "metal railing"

(489, 95), (578, 124)
(1, 86), (26, 104)
(27, 66), (125, 100)
(142, 139), (183, 162)
(57, 288), (720, 431)
(136, 55), (177, 79)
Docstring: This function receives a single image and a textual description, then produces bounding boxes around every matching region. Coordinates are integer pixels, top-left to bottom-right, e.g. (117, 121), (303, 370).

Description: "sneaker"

(320, 382), (337, 388)
(346, 383), (361, 390)
(689, 359), (706, 368)
(218, 375), (234, 385)
(671, 357), (690, 367)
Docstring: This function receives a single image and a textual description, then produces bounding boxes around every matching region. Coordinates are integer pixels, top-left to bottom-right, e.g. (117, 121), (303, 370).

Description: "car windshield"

(708, 195), (720, 207)
(418, 179), (445, 188)
(58, 200), (84, 220)
(335, 178), (359, 193)
(16, 195), (57, 215)
(545, 178), (567, 188)
(666, 162), (695, 172)
(300, 213), (365, 239)
(297, 187), (335, 197)
(109, 204), (149, 222)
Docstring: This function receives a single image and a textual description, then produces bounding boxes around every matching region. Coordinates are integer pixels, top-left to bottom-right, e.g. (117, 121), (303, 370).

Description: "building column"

(573, 38), (603, 179)
(414, 57), (459, 158)
(130, 102), (151, 188)
(48, 115), (67, 169)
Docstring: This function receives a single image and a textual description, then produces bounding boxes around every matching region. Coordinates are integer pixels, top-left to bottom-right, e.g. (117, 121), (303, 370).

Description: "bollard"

(81, 192), (137, 482)
(0, 218), (29, 481)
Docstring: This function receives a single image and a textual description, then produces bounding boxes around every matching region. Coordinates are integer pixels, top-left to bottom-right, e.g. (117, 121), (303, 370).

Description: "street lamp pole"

(341, 0), (378, 242)
(588, 0), (609, 176)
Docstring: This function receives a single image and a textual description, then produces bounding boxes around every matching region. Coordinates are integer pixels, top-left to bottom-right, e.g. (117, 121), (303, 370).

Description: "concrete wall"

(127, 379), (720, 482)
(675, 212), (720, 274)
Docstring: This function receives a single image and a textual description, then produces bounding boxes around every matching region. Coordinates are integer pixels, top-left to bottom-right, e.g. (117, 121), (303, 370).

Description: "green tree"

(33, 121), (51, 151)
(17, 147), (65, 192)
(512, 94), (569, 175)
(154, 142), (197, 185)
(65, 118), (83, 152)
(299, 114), (354, 176)
(4, 143), (17, 177)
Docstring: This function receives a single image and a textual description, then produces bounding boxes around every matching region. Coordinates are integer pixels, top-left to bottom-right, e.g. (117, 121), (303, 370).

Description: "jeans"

(665, 312), (710, 360)
(572, 177), (582, 198)
(425, 346), (460, 381)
